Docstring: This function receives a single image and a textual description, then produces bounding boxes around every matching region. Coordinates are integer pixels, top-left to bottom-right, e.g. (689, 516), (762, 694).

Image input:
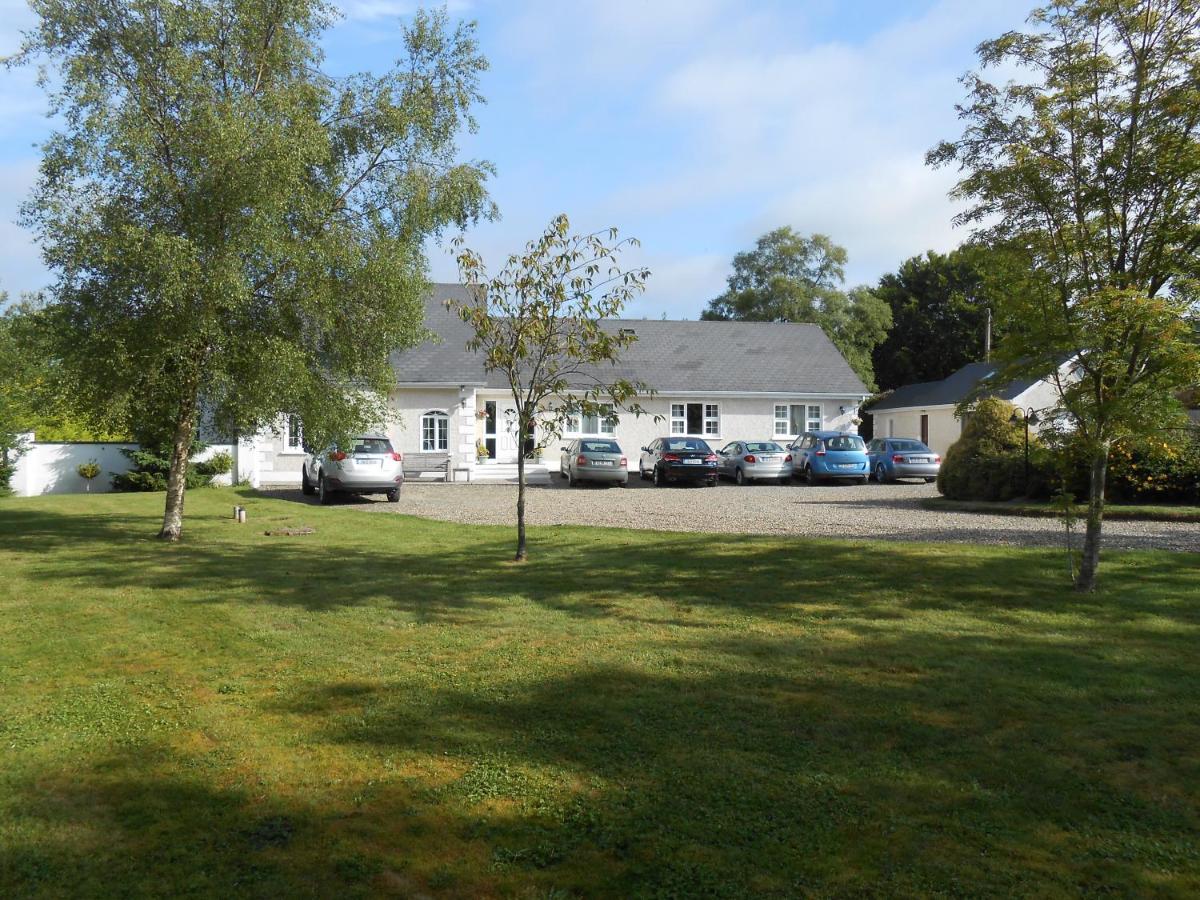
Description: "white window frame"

(566, 403), (616, 436)
(671, 402), (719, 437)
(806, 404), (822, 432)
(284, 414), (303, 452)
(421, 410), (449, 452)
(773, 403), (819, 438)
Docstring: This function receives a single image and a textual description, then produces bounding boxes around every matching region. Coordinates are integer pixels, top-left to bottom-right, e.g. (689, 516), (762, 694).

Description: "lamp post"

(1009, 407), (1040, 491)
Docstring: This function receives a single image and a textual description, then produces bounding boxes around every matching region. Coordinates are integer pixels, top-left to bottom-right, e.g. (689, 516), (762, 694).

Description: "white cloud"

(340, 0), (472, 23)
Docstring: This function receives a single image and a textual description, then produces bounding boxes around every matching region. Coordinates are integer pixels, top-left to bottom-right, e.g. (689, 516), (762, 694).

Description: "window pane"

(789, 405), (804, 434)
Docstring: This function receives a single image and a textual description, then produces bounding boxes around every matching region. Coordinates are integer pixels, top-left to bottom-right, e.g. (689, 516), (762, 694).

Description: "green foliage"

(928, 0), (1200, 589)
(871, 245), (1006, 391)
(15, 1), (495, 535)
(76, 461), (101, 481)
(938, 397), (1032, 500)
(701, 227), (891, 389)
(452, 214), (651, 560)
(111, 442), (228, 492)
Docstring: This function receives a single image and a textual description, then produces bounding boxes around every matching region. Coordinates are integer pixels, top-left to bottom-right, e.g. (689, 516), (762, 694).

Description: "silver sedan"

(559, 438), (628, 487)
(717, 441), (793, 485)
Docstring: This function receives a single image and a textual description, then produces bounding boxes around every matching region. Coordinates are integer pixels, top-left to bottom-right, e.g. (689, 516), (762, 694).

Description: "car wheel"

(875, 463), (889, 484)
(734, 467), (745, 486)
(707, 477), (717, 487)
(567, 469), (576, 487)
(653, 466), (665, 487)
(301, 467), (315, 496)
(318, 473), (332, 505)
(806, 466), (821, 486)
(386, 488), (400, 503)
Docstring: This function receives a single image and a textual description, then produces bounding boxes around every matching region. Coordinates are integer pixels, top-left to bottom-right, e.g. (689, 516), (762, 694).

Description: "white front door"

(496, 405), (519, 463)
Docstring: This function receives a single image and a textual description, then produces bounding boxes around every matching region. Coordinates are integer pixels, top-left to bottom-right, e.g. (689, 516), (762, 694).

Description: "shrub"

(111, 442), (229, 492)
(938, 397), (1033, 500)
(1105, 435), (1200, 504)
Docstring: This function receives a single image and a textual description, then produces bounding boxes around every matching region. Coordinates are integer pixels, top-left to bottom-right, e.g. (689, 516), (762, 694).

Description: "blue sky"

(0, 0), (1029, 318)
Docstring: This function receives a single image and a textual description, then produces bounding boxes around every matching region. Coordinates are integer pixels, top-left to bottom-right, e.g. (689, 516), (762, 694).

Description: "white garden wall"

(9, 438), (236, 497)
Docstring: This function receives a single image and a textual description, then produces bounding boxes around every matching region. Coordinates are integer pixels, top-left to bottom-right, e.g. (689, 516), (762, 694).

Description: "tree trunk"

(515, 426), (527, 562)
(158, 409), (197, 542)
(1076, 444), (1109, 593)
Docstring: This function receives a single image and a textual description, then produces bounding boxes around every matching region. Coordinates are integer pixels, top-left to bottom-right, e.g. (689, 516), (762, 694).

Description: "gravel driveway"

(271, 477), (1199, 552)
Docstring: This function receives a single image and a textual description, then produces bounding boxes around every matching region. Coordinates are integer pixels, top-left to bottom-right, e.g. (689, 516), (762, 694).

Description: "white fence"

(8, 436), (238, 497)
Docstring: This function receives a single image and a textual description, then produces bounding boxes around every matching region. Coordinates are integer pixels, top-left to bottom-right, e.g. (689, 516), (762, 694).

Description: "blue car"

(788, 430), (869, 485)
(866, 437), (941, 484)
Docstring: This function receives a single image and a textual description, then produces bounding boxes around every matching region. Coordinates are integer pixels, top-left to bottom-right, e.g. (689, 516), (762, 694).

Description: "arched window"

(421, 411), (449, 452)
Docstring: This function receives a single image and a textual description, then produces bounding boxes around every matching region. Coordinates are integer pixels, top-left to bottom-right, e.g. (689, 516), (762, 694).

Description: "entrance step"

(469, 463), (552, 485)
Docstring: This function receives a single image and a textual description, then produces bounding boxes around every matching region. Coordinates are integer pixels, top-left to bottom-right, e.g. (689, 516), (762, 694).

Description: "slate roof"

(389, 284), (869, 396)
(869, 362), (1043, 413)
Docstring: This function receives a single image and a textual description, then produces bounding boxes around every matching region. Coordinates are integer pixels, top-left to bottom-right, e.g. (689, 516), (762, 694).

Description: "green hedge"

(112, 447), (232, 492)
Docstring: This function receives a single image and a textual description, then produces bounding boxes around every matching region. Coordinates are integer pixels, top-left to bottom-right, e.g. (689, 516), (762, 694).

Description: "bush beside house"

(112, 445), (232, 492)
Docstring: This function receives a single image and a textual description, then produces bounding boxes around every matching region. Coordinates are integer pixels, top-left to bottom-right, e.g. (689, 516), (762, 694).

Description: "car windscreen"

(824, 435), (865, 452)
(665, 439), (710, 452)
(745, 442), (783, 452)
(581, 440), (620, 453)
(889, 440), (928, 452)
(351, 438), (393, 455)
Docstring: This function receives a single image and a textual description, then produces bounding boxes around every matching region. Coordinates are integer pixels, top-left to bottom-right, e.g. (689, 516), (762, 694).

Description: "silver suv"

(302, 434), (404, 504)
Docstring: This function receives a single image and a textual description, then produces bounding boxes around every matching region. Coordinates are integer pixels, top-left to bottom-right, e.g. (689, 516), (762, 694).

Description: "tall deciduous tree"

(14, 1), (494, 539)
(872, 246), (1003, 391)
(701, 227), (891, 388)
(929, 0), (1200, 590)
(452, 215), (651, 562)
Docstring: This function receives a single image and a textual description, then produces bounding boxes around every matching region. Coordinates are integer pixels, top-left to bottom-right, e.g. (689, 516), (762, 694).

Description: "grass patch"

(922, 495), (1200, 523)
(1, 488), (1198, 896)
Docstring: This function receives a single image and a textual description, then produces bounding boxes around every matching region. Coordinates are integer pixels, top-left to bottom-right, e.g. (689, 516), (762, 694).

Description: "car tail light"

(705, 454), (718, 462)
(743, 454), (757, 463)
(815, 449), (826, 457)
(328, 450), (347, 461)
(577, 455), (588, 466)
(388, 451), (402, 462)
(934, 455), (941, 463)
(784, 454), (792, 462)
(892, 454), (906, 463)
(620, 457), (627, 467)
(662, 453), (681, 462)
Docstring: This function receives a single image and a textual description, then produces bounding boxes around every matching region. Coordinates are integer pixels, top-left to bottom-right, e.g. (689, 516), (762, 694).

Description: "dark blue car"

(638, 437), (720, 487)
(866, 438), (941, 483)
(788, 430), (869, 485)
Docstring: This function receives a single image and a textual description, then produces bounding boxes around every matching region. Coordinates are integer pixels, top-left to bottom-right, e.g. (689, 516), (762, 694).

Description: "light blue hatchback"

(788, 430), (870, 485)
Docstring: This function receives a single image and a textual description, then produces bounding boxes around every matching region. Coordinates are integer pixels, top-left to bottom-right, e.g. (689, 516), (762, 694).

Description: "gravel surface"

(269, 477), (1200, 552)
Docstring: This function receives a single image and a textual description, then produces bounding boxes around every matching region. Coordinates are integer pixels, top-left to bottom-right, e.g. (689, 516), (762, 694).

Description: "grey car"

(559, 438), (628, 487)
(866, 438), (941, 483)
(717, 440), (793, 484)
(302, 434), (404, 503)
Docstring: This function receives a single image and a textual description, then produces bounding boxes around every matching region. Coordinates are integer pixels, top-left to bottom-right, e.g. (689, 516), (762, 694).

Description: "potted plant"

(77, 459), (101, 492)
(475, 439), (490, 463)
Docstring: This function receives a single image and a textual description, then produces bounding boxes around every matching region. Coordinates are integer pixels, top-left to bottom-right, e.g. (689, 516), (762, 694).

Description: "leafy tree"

(452, 214), (651, 561)
(929, 0), (1200, 590)
(872, 246), (1003, 391)
(15, 2), (494, 540)
(0, 298), (37, 493)
(701, 227), (891, 388)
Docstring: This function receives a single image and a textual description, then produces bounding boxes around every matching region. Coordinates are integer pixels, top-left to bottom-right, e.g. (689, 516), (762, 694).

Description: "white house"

(868, 360), (1073, 457)
(257, 283), (871, 482)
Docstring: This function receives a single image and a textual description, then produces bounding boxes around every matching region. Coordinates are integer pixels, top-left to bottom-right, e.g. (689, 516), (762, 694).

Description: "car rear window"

(581, 440), (620, 453)
(890, 440), (928, 451)
(351, 438), (393, 455)
(665, 439), (710, 452)
(745, 442), (783, 452)
(824, 435), (865, 451)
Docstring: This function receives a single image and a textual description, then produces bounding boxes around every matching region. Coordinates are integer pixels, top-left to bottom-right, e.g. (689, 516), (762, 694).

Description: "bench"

(402, 452), (451, 482)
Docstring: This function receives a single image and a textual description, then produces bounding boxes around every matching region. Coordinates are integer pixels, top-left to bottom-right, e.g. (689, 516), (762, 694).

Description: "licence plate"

(593, 460), (613, 466)
(761, 455), (779, 461)
(909, 457), (928, 463)
(683, 459), (702, 465)
(838, 463), (858, 469)
(355, 458), (381, 467)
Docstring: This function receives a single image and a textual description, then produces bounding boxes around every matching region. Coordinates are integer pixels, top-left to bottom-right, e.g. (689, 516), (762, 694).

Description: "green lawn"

(1, 489), (1198, 897)
(922, 496), (1200, 523)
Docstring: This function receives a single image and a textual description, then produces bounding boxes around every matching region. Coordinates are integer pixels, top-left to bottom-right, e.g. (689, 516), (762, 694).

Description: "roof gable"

(390, 285), (868, 396)
(870, 361), (1043, 412)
